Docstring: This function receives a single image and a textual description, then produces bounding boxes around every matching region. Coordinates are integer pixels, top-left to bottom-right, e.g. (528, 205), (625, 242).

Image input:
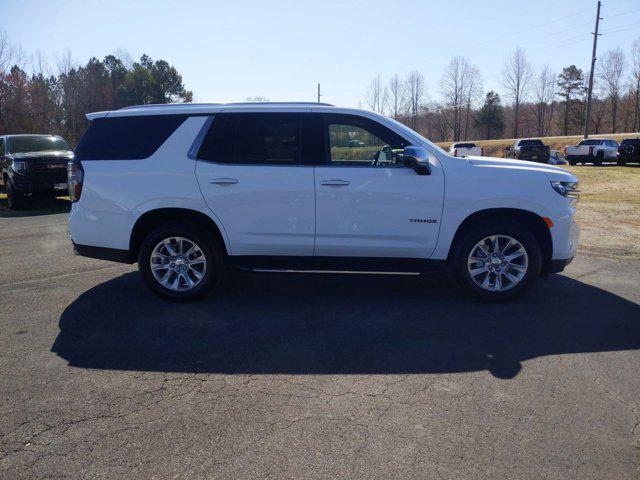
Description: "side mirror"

(403, 145), (431, 175)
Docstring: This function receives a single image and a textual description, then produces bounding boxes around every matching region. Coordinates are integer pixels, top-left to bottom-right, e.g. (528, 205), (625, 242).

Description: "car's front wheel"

(138, 222), (224, 301)
(452, 221), (542, 301)
(6, 180), (27, 210)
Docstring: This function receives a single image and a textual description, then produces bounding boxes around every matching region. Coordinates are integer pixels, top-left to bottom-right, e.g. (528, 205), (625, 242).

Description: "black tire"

(452, 220), (542, 301)
(617, 157), (626, 166)
(594, 151), (604, 166)
(138, 221), (225, 302)
(6, 180), (27, 210)
(568, 158), (577, 166)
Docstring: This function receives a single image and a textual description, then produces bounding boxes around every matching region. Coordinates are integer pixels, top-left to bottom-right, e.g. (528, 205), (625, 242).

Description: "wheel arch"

(447, 208), (553, 274)
(130, 208), (229, 260)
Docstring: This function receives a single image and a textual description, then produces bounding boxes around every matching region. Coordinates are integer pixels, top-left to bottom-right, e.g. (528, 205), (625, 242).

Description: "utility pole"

(317, 83), (321, 103)
(583, 0), (602, 139)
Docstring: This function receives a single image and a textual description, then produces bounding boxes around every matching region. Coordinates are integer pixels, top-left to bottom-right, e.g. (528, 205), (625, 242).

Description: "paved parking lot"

(1, 201), (639, 479)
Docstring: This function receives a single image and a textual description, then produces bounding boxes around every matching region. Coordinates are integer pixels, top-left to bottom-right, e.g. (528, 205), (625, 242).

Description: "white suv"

(68, 102), (579, 301)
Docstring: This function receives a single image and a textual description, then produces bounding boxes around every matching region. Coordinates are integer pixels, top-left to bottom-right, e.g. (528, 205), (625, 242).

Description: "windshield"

(8, 136), (72, 154)
(385, 117), (448, 155)
(519, 140), (544, 146)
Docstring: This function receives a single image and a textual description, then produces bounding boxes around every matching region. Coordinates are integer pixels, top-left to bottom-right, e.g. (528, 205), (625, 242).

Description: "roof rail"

(119, 101), (334, 110)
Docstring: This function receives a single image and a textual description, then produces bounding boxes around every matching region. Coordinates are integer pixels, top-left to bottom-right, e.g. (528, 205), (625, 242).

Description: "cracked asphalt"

(1, 201), (639, 479)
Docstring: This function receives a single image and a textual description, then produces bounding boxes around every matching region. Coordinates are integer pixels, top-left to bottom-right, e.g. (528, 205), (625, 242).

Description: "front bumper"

(11, 177), (68, 194)
(550, 256), (574, 273)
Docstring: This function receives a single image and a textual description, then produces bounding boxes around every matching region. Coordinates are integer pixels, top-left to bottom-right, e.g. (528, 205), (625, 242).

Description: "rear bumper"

(72, 241), (134, 264)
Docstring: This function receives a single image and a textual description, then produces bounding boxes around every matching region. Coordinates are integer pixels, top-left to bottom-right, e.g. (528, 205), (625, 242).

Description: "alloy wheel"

(150, 236), (207, 292)
(467, 235), (529, 292)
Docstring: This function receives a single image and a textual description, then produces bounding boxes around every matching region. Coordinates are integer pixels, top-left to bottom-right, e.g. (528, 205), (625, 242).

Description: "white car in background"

(449, 142), (483, 157)
(565, 138), (619, 165)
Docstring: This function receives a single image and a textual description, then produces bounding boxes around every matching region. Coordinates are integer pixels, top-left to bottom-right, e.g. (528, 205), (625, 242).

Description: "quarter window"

(326, 116), (408, 167)
(74, 115), (187, 160)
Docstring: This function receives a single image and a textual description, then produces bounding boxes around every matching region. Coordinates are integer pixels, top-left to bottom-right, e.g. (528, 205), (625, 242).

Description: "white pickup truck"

(565, 138), (619, 165)
(449, 142), (483, 157)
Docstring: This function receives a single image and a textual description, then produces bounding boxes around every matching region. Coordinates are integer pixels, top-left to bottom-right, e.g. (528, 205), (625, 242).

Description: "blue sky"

(1, 0), (639, 107)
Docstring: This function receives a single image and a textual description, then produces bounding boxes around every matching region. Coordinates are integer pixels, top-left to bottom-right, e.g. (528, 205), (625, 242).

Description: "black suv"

(504, 139), (551, 163)
(617, 138), (640, 166)
(0, 134), (74, 209)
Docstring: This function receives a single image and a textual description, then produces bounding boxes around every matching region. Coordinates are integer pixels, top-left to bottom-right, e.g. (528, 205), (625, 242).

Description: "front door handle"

(210, 178), (239, 185)
(320, 179), (350, 186)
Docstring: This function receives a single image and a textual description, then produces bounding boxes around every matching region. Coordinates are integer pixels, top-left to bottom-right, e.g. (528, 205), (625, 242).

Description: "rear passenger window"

(74, 115), (187, 160)
(198, 114), (300, 165)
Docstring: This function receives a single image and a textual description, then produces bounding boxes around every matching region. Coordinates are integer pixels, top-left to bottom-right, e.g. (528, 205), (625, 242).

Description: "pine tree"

(474, 91), (505, 139)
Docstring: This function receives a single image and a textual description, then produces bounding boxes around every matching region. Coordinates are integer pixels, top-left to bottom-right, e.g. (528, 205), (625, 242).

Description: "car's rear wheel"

(138, 222), (225, 301)
(452, 221), (542, 301)
(594, 151), (604, 166)
(567, 157), (577, 166)
(6, 180), (27, 210)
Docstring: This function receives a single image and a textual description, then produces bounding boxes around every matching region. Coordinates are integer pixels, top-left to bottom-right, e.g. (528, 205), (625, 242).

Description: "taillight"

(454, 148), (458, 157)
(67, 160), (84, 202)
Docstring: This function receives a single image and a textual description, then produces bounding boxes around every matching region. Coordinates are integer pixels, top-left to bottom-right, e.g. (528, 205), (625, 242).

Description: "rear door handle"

(320, 179), (350, 186)
(210, 178), (238, 185)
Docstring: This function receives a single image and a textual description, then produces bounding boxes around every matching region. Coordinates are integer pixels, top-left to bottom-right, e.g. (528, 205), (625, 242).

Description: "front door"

(314, 114), (444, 259)
(196, 113), (315, 256)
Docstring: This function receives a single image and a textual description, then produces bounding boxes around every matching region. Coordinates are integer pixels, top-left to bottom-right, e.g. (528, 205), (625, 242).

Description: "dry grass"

(437, 132), (640, 158)
(565, 165), (640, 259)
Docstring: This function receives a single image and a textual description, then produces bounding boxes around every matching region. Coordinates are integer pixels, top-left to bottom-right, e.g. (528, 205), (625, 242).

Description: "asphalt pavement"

(1, 201), (639, 479)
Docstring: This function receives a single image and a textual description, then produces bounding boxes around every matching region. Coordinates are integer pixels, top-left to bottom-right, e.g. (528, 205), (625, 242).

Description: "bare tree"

(364, 74), (387, 114)
(31, 50), (49, 76)
(386, 74), (406, 119)
(501, 47), (532, 138)
(631, 37), (640, 132)
(531, 65), (555, 136)
(113, 47), (133, 70)
(440, 56), (475, 141)
(463, 66), (482, 140)
(406, 71), (425, 130)
(55, 49), (75, 75)
(0, 30), (15, 74)
(598, 48), (627, 133)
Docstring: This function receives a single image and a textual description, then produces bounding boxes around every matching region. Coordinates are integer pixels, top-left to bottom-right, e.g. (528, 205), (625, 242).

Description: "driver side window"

(326, 117), (407, 167)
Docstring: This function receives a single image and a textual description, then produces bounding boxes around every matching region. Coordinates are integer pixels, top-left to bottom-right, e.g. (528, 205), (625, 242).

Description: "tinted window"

(197, 116), (236, 163)
(74, 115), (187, 160)
(453, 143), (476, 148)
(198, 114), (301, 165)
(518, 140), (544, 146)
(8, 135), (72, 153)
(579, 139), (603, 146)
(621, 139), (640, 146)
(238, 115), (299, 164)
(325, 115), (408, 167)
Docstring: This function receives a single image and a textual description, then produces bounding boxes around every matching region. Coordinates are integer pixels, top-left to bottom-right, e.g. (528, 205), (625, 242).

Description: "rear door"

(314, 114), (444, 259)
(195, 113), (316, 256)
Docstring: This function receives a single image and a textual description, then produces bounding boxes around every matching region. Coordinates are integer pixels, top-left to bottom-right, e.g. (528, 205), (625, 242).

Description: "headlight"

(550, 181), (580, 202)
(12, 161), (28, 174)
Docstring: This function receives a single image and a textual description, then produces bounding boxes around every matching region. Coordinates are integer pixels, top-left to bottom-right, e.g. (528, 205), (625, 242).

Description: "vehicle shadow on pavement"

(0, 197), (70, 218)
(52, 271), (640, 379)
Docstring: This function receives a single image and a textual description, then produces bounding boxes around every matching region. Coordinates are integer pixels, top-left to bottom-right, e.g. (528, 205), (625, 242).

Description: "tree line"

(0, 31), (191, 145)
(362, 38), (640, 142)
